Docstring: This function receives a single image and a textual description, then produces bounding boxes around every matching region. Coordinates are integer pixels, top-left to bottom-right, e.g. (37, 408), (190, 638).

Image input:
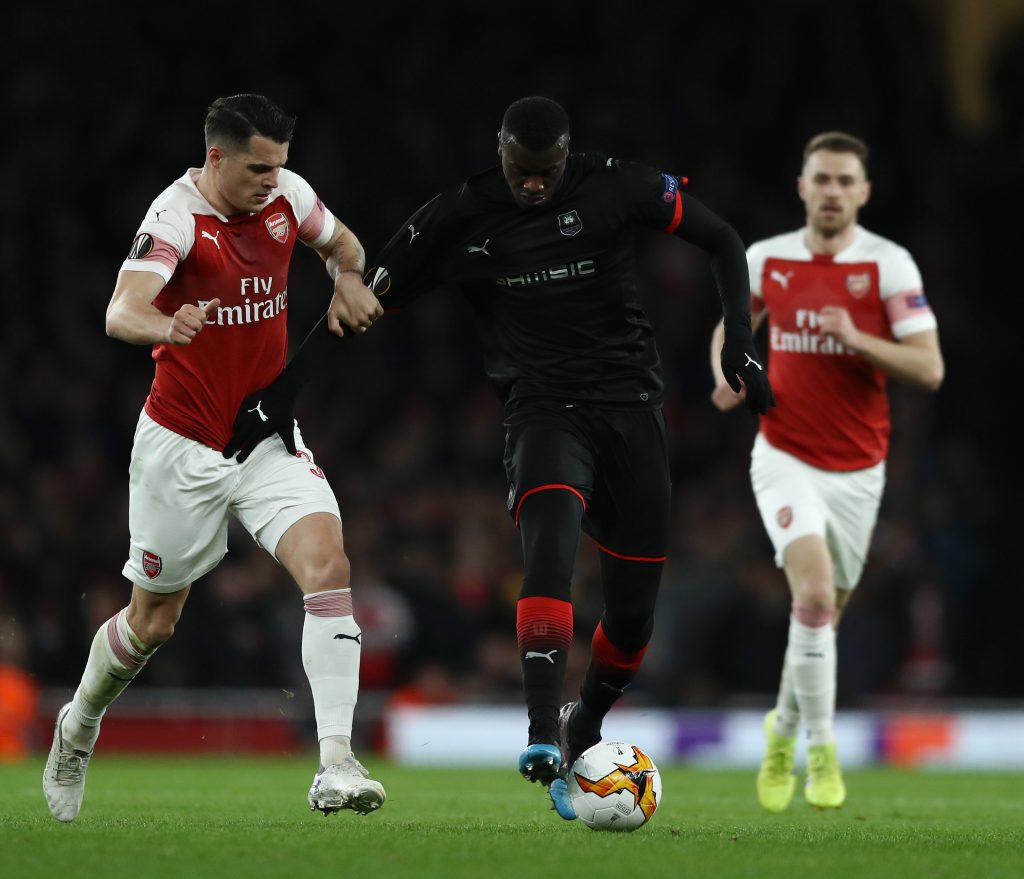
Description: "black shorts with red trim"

(502, 400), (671, 561)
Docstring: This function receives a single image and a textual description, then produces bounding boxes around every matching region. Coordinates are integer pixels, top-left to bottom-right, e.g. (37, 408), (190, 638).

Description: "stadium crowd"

(1, 2), (1017, 745)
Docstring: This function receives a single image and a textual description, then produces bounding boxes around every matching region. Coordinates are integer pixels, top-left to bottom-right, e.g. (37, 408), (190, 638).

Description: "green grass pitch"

(2, 757), (1022, 879)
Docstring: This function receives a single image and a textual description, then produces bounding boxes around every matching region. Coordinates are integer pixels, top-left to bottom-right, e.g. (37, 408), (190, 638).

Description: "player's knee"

(129, 613), (176, 647)
(301, 551), (352, 593)
(791, 573), (835, 610)
(519, 489), (583, 588)
(127, 592), (186, 646)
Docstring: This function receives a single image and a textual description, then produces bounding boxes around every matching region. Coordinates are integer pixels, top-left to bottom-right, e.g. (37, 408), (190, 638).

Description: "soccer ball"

(567, 741), (662, 831)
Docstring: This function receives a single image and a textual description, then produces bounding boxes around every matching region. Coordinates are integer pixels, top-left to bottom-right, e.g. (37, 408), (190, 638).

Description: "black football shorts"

(503, 400), (671, 560)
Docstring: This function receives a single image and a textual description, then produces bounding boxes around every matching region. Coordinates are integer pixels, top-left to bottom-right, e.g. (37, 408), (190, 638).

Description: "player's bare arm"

(106, 270), (221, 346)
(818, 306), (944, 390)
(709, 310), (770, 411)
(315, 218), (383, 336)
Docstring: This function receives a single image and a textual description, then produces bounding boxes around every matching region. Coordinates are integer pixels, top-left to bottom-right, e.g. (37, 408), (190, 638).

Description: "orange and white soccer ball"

(567, 741), (662, 831)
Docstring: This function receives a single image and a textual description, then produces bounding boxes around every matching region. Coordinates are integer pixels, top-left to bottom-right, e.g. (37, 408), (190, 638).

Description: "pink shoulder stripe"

(297, 195), (328, 243)
(885, 288), (931, 323)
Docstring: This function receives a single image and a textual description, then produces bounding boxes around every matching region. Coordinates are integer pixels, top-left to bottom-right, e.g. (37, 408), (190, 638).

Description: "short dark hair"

(204, 94), (296, 153)
(803, 131), (869, 176)
(500, 96), (570, 151)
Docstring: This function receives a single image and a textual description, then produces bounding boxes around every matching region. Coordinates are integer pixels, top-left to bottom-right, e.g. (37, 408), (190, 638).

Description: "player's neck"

(804, 223), (857, 257)
(195, 167), (237, 217)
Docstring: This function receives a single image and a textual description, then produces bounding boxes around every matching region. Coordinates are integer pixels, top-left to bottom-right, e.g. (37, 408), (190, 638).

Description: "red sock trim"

(591, 621), (647, 672)
(106, 615), (143, 670)
(514, 484), (585, 527)
(304, 588), (354, 618)
(792, 603), (834, 628)
(516, 596), (573, 651)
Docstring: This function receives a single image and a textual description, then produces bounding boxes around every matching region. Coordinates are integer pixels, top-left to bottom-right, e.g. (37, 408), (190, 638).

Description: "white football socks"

(773, 655), (800, 738)
(786, 614), (837, 747)
(302, 588), (361, 767)
(64, 608), (156, 751)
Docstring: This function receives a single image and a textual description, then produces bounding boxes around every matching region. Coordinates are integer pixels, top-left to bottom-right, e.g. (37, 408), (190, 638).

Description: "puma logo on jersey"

(153, 209), (166, 222)
(248, 401), (268, 422)
(467, 239), (491, 256)
(744, 353), (763, 370)
(202, 230), (222, 250)
(770, 269), (794, 290)
(408, 224), (420, 243)
(525, 649), (557, 663)
(333, 633), (362, 644)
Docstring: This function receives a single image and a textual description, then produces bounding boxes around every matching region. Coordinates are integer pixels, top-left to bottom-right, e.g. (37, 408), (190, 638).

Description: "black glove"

(223, 307), (352, 462)
(223, 379), (299, 463)
(720, 323), (776, 414)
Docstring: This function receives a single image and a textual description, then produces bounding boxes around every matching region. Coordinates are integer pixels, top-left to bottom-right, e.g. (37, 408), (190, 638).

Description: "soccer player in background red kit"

(710, 132), (944, 811)
(42, 94), (386, 822)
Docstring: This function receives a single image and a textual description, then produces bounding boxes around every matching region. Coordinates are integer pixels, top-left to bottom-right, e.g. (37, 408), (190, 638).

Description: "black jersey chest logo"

(558, 210), (582, 237)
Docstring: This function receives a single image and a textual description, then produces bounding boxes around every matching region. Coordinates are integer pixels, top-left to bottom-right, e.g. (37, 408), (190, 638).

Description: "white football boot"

(307, 754), (386, 815)
(42, 703), (94, 822)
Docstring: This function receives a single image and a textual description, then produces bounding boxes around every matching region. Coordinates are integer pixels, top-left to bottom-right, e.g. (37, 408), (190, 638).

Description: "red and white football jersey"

(120, 168), (335, 450)
(749, 226), (937, 471)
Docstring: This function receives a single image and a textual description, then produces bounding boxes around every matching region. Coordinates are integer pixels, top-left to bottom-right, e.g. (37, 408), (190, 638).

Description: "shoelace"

(807, 750), (835, 781)
(764, 743), (793, 776)
(337, 755), (368, 778)
(54, 750), (89, 786)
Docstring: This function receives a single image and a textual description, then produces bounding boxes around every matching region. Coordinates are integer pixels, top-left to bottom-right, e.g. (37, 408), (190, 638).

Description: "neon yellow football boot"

(756, 709), (797, 812)
(805, 742), (846, 809)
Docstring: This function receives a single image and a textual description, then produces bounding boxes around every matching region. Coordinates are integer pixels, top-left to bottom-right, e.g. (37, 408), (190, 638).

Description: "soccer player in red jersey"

(710, 132), (944, 810)
(43, 95), (385, 822)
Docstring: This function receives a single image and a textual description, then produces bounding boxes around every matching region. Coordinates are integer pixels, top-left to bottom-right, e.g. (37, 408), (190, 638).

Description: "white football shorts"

(749, 433), (885, 590)
(122, 410), (341, 593)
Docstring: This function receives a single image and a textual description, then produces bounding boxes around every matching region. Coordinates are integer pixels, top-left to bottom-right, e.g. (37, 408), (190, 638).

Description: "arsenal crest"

(558, 210), (582, 237)
(142, 550), (162, 579)
(776, 506), (793, 529)
(846, 272), (871, 298)
(265, 212), (290, 244)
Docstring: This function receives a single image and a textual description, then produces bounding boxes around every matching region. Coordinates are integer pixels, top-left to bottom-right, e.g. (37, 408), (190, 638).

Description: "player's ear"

(208, 146), (225, 169)
(859, 180), (872, 208)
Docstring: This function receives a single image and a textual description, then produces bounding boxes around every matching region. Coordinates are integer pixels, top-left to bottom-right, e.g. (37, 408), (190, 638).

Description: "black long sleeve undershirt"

(673, 193), (752, 332)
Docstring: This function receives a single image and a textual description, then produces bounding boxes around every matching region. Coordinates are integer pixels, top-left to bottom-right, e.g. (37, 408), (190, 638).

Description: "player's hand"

(222, 379), (297, 463)
(720, 324), (775, 414)
(326, 271), (384, 337)
(167, 299), (220, 345)
(819, 306), (861, 350)
(710, 379), (746, 412)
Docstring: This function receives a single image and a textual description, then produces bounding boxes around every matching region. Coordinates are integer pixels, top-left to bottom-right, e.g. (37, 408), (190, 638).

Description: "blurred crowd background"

(1, 1), (1019, 752)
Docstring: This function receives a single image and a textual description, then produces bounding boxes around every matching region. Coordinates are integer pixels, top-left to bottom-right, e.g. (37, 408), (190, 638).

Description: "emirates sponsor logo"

(770, 326), (853, 356)
(142, 551), (162, 578)
(846, 272), (871, 298)
(777, 506), (793, 529)
(198, 291), (288, 326)
(265, 212), (290, 244)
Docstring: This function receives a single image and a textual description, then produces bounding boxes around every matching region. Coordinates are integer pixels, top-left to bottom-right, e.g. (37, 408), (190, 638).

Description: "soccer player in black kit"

(226, 97), (774, 819)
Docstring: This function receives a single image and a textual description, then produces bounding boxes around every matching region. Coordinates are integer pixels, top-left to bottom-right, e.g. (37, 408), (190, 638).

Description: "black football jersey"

(369, 152), (724, 407)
